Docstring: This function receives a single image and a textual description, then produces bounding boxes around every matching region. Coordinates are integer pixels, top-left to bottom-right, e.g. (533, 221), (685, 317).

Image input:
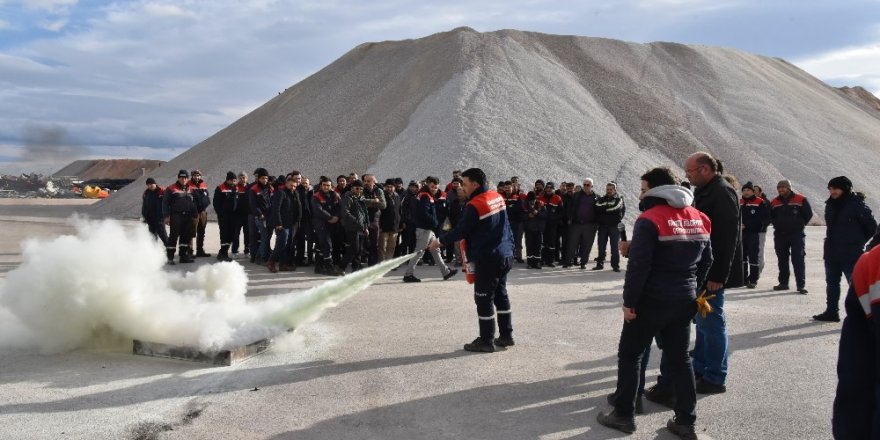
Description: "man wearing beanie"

(142, 177), (168, 245)
(770, 179), (813, 294)
(249, 168), (274, 264)
(187, 170), (211, 258)
(813, 176), (877, 322)
(162, 170), (197, 264)
(740, 182), (770, 288)
(213, 171), (239, 262)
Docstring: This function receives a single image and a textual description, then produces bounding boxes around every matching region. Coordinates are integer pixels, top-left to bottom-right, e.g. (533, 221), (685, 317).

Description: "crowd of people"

(140, 155), (880, 439)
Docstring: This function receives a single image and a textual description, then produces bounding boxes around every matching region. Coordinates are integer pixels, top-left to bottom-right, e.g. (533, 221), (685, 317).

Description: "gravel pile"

(92, 27), (880, 220)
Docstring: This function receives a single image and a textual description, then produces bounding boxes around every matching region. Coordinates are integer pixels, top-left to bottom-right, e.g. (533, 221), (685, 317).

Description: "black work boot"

(606, 390), (644, 415)
(196, 249), (211, 258)
(666, 417), (699, 439)
(773, 284), (789, 291)
(644, 383), (676, 409)
(494, 335), (515, 347)
(166, 249), (176, 265)
(596, 410), (636, 434)
(813, 310), (840, 322)
(464, 337), (502, 353)
(179, 248), (195, 264)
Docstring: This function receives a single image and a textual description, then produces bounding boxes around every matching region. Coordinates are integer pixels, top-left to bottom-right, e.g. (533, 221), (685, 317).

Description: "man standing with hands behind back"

(430, 168), (515, 353)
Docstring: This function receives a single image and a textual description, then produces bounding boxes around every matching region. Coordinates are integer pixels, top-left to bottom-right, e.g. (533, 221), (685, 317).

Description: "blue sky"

(1, 0), (878, 174)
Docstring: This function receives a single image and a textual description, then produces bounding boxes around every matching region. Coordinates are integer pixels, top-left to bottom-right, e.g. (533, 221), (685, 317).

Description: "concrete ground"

(0, 200), (839, 440)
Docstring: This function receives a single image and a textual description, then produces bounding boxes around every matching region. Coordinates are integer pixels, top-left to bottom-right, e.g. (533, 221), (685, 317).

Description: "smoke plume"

(0, 216), (409, 353)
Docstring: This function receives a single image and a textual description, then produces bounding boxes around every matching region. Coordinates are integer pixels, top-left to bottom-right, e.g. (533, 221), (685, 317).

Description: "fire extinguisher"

(460, 240), (475, 284)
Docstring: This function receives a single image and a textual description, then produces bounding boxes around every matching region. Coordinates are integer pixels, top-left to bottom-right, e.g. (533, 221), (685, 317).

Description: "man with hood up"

(597, 167), (712, 439)
(813, 176), (877, 322)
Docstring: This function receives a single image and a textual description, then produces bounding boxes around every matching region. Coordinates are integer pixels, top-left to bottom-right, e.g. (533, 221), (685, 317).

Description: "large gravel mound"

(92, 27), (880, 220)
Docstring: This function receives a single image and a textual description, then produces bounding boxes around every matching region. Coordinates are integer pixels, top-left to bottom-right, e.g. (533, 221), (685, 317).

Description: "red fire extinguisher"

(460, 240), (475, 284)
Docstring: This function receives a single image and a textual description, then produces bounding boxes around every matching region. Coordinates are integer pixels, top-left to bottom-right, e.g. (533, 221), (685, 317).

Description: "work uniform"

(162, 181), (198, 263)
(249, 182), (274, 263)
(538, 190), (563, 266)
(187, 178), (211, 256)
(740, 195), (769, 285)
(212, 182), (238, 260)
(232, 182), (249, 254)
(522, 198), (547, 268)
(311, 189), (342, 274)
(770, 191), (813, 290)
(439, 186), (515, 343)
(596, 193), (625, 270)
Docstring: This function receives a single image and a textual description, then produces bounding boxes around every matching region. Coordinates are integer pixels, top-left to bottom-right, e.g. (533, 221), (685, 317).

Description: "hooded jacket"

(623, 185), (713, 308)
(824, 192), (877, 262)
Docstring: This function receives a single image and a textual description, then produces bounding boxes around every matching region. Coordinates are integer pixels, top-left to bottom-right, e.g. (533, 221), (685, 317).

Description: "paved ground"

(0, 201), (839, 439)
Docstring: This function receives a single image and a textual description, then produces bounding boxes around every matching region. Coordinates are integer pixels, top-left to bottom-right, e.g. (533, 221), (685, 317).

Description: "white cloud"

(794, 42), (880, 95)
(22, 0), (77, 13)
(0, 18), (10, 29)
(39, 17), (68, 31)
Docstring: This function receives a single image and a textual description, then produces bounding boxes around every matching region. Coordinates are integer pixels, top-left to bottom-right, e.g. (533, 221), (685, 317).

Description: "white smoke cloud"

(0, 216), (408, 353)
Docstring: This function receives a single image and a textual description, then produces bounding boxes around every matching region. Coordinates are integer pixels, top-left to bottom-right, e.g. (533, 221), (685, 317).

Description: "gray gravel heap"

(92, 27), (880, 220)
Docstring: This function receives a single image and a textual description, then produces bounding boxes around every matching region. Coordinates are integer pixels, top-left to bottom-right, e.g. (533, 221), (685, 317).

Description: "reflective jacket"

(311, 190), (341, 229)
(740, 195), (770, 233)
(623, 185), (713, 308)
(596, 194), (626, 226)
(248, 183), (273, 218)
(770, 191), (813, 235)
(162, 182), (197, 218)
(439, 186), (514, 263)
(213, 182), (237, 216)
(187, 180), (210, 212)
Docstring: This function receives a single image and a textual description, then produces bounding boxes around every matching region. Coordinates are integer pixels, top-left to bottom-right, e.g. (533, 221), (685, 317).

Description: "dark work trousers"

(542, 223), (558, 265)
(314, 226), (333, 266)
(742, 231), (761, 284)
(342, 229), (365, 271)
(615, 299), (697, 423)
(513, 222), (524, 261)
(247, 214), (259, 258)
(232, 213), (249, 253)
(565, 223), (598, 266)
(473, 256), (514, 342)
(366, 223), (380, 266)
(147, 220), (168, 246)
(825, 257), (857, 314)
(217, 214), (236, 250)
(557, 223), (567, 262)
(596, 223), (621, 269)
(189, 211), (208, 252)
(168, 214), (195, 254)
(525, 230), (543, 267)
(332, 224), (346, 265)
(293, 220), (308, 265)
(774, 231), (807, 288)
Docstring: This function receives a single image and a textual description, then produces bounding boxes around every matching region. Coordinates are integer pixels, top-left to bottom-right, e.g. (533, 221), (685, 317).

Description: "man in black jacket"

(311, 178), (344, 276)
(267, 176), (302, 273)
(595, 181), (626, 272)
(564, 178), (598, 269)
(232, 172), (250, 256)
(647, 152), (739, 402)
(378, 179), (401, 262)
(402, 176), (457, 283)
(212, 171), (238, 262)
(290, 171), (312, 267)
(340, 180), (369, 273)
(813, 176), (877, 322)
(362, 174), (386, 266)
(249, 168), (273, 264)
(142, 178), (167, 246)
(187, 170), (211, 257)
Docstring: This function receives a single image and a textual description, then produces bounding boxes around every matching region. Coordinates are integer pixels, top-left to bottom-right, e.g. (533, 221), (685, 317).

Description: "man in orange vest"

(430, 168), (515, 353)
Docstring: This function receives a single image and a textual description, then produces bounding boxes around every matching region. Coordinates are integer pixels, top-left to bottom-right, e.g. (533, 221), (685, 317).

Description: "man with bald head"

(647, 152), (741, 404)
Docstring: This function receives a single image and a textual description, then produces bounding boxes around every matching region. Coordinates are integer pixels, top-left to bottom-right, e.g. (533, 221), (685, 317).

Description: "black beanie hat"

(177, 169), (189, 178)
(828, 176), (853, 193)
(384, 178), (396, 186)
(145, 177), (156, 185)
(254, 168), (269, 178)
(226, 171), (236, 181)
(742, 181), (754, 191)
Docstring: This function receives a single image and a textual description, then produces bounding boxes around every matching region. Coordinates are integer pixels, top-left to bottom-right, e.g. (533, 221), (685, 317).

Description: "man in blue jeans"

(647, 152), (741, 403)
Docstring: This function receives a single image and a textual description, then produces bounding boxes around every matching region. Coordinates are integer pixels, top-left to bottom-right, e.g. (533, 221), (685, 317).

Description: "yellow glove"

(696, 289), (716, 318)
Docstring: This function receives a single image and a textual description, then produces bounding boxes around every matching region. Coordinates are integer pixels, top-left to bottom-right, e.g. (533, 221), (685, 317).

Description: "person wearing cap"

(429, 168), (514, 353)
(378, 178), (401, 262)
(231, 172), (250, 256)
(537, 181), (563, 267)
(162, 170), (197, 264)
(212, 171), (239, 262)
(769, 178), (813, 294)
(595, 181), (626, 272)
(740, 181), (770, 288)
(813, 176), (877, 322)
(142, 177), (168, 246)
(402, 176), (457, 283)
(185, 170), (211, 258)
(249, 168), (274, 264)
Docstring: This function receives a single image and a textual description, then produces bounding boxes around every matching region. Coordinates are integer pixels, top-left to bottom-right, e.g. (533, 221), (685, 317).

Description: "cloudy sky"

(1, 0), (878, 174)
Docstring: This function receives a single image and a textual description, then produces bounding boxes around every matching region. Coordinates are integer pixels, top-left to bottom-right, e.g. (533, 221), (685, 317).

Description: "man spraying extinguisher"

(429, 168), (516, 353)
